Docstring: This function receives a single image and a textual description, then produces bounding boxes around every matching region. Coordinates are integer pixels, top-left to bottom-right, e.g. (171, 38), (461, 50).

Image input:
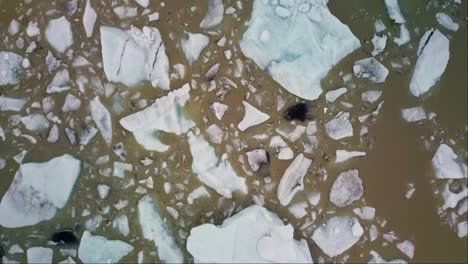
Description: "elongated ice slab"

(240, 0), (360, 100)
(0, 51), (25, 86)
(335, 150), (366, 163)
(0, 154), (81, 228)
(187, 205), (313, 263)
(83, 0), (97, 37)
(78, 231), (134, 263)
(277, 154), (312, 206)
(432, 144), (467, 179)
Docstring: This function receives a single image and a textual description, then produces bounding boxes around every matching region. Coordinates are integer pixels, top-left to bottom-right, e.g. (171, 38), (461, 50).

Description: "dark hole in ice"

(265, 151), (271, 164)
(0, 244), (4, 258)
(284, 103), (309, 122)
(322, 153), (329, 162)
(51, 229), (78, 245)
(449, 180), (463, 194)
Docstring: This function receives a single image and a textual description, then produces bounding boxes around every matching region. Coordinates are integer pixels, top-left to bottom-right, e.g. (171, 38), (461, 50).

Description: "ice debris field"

(0, 0), (467, 263)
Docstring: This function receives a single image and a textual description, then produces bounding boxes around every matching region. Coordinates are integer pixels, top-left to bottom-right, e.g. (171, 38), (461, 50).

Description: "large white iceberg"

(432, 144), (467, 179)
(239, 0), (360, 100)
(120, 84), (195, 152)
(0, 51), (25, 86)
(100, 25), (170, 89)
(187, 205), (313, 263)
(409, 29), (449, 97)
(188, 132), (247, 198)
(78, 231), (134, 263)
(277, 154), (312, 206)
(138, 195), (183, 263)
(0, 154), (81, 228)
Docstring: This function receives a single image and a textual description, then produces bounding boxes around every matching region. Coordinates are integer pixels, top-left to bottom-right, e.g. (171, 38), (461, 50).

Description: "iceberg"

(329, 169), (363, 208)
(239, 0), (360, 100)
(200, 0), (224, 29)
(187, 205), (313, 263)
(0, 51), (25, 86)
(277, 154), (312, 206)
(188, 132), (247, 198)
(46, 16), (73, 53)
(78, 231), (134, 263)
(100, 25), (170, 89)
(238, 101), (270, 131)
(409, 29), (449, 97)
(432, 144), (467, 179)
(353, 57), (389, 84)
(120, 84), (195, 152)
(0, 154), (81, 228)
(138, 195), (183, 263)
(181, 32), (209, 65)
(312, 216), (363, 257)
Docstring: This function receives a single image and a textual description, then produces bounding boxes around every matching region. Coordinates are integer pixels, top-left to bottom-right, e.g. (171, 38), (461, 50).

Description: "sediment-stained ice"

(353, 57), (389, 84)
(0, 154), (81, 228)
(186, 205), (313, 263)
(78, 231), (134, 263)
(138, 195), (183, 263)
(432, 144), (467, 179)
(200, 0), (224, 29)
(90, 97), (112, 145)
(246, 149), (269, 172)
(181, 32), (209, 65)
(277, 154), (312, 206)
(238, 101), (270, 131)
(329, 169), (363, 208)
(0, 51), (26, 86)
(410, 29), (449, 97)
(46, 16), (73, 53)
(312, 216), (363, 257)
(100, 25), (170, 89)
(239, 0), (360, 100)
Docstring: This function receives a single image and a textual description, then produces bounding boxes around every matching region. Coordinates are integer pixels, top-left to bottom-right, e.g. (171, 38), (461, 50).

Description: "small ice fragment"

(368, 250), (407, 263)
(401, 106), (427, 122)
(27, 247), (53, 264)
(205, 124), (223, 144)
(457, 221), (467, 238)
(372, 34), (387, 56)
(353, 206), (375, 220)
(90, 97), (112, 145)
(394, 24), (410, 46)
(238, 101), (270, 131)
(353, 57), (389, 84)
(335, 150), (366, 163)
(210, 102), (228, 120)
(47, 124), (60, 143)
(21, 114), (49, 131)
(200, 0), (224, 29)
(47, 68), (70, 94)
(113, 214), (130, 236)
(374, 19), (386, 32)
(361, 90), (382, 104)
(325, 88), (347, 103)
(432, 144), (467, 179)
(288, 201), (308, 219)
(329, 169), (363, 208)
(26, 21), (40, 37)
(0, 96), (27, 112)
(97, 184), (110, 199)
(8, 19), (20, 35)
(277, 154), (312, 206)
(325, 114), (353, 140)
(113, 6), (137, 18)
(278, 147), (294, 160)
(396, 240), (414, 259)
(78, 231), (134, 263)
(181, 32), (209, 65)
(436, 12), (459, 32)
(46, 16), (73, 53)
(384, 0), (406, 23)
(0, 51), (25, 86)
(113, 162), (132, 178)
(62, 94), (81, 112)
(83, 0), (97, 38)
(246, 149), (269, 172)
(135, 0), (149, 8)
(187, 186), (211, 204)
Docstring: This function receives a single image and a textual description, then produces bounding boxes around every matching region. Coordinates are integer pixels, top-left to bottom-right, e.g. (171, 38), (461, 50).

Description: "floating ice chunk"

(432, 144), (467, 179)
(83, 0), (97, 38)
(113, 162), (132, 178)
(187, 205), (313, 263)
(0, 51), (25, 86)
(181, 32), (209, 65)
(325, 114), (353, 140)
(401, 106), (427, 122)
(187, 186), (211, 204)
(361, 90), (382, 104)
(120, 85), (194, 151)
(353, 206), (376, 221)
(113, 214), (130, 236)
(188, 132), (247, 198)
(8, 19), (20, 35)
(205, 124), (223, 144)
(374, 19), (386, 33)
(246, 149), (269, 172)
(336, 150), (366, 163)
(62, 94), (81, 112)
(200, 0), (224, 29)
(97, 184), (110, 199)
(278, 147), (294, 160)
(0, 154), (81, 228)
(0, 157), (5, 170)
(46, 16), (73, 53)
(368, 250), (407, 263)
(441, 180), (467, 210)
(384, 0), (406, 23)
(100, 26), (170, 89)
(277, 154), (312, 206)
(21, 114), (49, 131)
(211, 102), (228, 120)
(239, 0), (360, 100)
(396, 240), (414, 259)
(90, 97), (112, 145)
(312, 216), (363, 257)
(113, 6), (137, 18)
(457, 221), (467, 238)
(47, 125), (60, 143)
(288, 201), (308, 219)
(138, 195), (183, 263)
(26, 21), (40, 37)
(47, 68), (70, 94)
(436, 12), (459, 32)
(372, 34), (387, 56)
(325, 88), (347, 103)
(0, 96), (26, 112)
(330, 169), (363, 208)
(135, 0), (149, 8)
(409, 29), (449, 97)
(394, 24), (410, 46)
(78, 231), (133, 263)
(353, 57), (389, 84)
(27, 247), (53, 264)
(238, 101), (270, 131)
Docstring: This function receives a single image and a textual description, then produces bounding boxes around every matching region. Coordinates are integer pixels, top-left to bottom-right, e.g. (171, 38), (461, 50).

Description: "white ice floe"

(288, 201), (308, 219)
(181, 32), (209, 65)
(83, 0), (97, 38)
(239, 0), (360, 100)
(441, 180), (467, 210)
(325, 113), (353, 140)
(270, 135), (294, 160)
(436, 12), (459, 32)
(113, 6), (137, 19)
(97, 184), (110, 199)
(187, 186), (211, 204)
(325, 88), (347, 103)
(46, 16), (73, 53)
(401, 106), (427, 122)
(78, 231), (134, 264)
(187, 205), (313, 263)
(47, 125), (60, 143)
(62, 94), (81, 112)
(368, 250), (407, 263)
(277, 154), (312, 206)
(312, 216), (363, 257)
(361, 90), (382, 104)
(27, 247), (53, 264)
(205, 124), (223, 144)
(410, 29), (449, 97)
(135, 0), (149, 8)
(100, 26), (170, 89)
(188, 132), (247, 198)
(394, 24), (410, 46)
(384, 0), (406, 24)
(0, 96), (26, 112)
(138, 195), (184, 263)
(46, 68), (70, 94)
(353, 57), (389, 84)
(374, 19), (386, 33)
(432, 144), (467, 179)
(120, 85), (194, 152)
(200, 0), (224, 29)
(336, 150), (366, 163)
(238, 101), (270, 131)
(396, 240), (414, 259)
(210, 102), (228, 120)
(353, 206), (376, 221)
(0, 154), (81, 228)
(21, 114), (49, 131)
(90, 97), (112, 145)
(0, 51), (25, 86)
(246, 149), (269, 172)
(372, 34), (387, 56)
(329, 169), (364, 208)
(457, 221), (467, 238)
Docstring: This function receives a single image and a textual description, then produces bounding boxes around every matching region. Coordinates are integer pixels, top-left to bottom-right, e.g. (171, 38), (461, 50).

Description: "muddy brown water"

(0, 0), (467, 263)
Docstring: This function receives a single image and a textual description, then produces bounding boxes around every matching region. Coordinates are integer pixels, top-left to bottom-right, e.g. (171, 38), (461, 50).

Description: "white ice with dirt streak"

(277, 154), (312, 206)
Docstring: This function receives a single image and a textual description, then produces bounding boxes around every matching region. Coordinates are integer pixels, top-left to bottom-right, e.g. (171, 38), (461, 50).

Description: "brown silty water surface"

(0, 0), (466, 263)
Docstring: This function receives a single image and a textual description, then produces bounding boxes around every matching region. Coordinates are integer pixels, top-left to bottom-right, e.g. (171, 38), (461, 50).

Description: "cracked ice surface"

(240, 0), (360, 100)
